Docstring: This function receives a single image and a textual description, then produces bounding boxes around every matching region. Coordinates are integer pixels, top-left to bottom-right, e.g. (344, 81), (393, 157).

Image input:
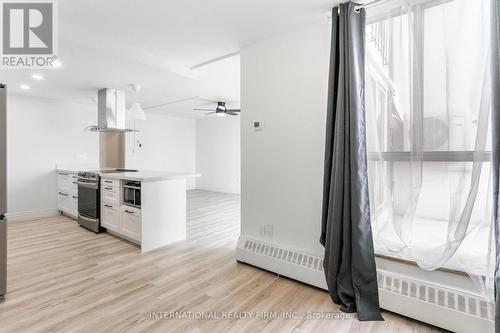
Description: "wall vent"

(243, 239), (323, 271)
(377, 270), (494, 321)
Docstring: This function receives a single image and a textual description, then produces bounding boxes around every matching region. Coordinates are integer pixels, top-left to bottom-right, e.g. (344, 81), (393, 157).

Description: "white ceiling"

(0, 0), (333, 118)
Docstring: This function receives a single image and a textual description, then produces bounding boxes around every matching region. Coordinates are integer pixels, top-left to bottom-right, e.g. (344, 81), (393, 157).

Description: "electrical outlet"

(265, 224), (274, 237)
(259, 225), (266, 236)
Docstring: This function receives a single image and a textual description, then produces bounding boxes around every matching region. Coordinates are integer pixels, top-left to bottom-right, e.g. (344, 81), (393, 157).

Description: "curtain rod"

(327, 0), (388, 18)
(353, 0), (388, 12)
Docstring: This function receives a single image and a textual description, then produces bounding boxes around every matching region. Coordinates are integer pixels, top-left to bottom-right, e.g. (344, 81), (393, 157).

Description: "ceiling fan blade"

(193, 108), (214, 111)
(205, 111), (216, 115)
(226, 109), (240, 112)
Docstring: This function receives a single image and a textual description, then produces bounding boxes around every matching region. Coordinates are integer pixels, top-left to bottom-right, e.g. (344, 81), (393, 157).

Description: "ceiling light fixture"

(32, 74), (44, 80)
(20, 84), (30, 90)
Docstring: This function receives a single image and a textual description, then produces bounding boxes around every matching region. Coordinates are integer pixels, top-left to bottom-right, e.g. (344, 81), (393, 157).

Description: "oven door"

(77, 180), (99, 219)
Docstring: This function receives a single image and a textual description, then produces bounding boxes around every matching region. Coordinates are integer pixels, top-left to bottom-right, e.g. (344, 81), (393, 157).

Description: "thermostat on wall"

(253, 120), (263, 131)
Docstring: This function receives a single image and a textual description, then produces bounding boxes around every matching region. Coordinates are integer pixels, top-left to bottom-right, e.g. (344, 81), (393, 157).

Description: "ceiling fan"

(193, 101), (240, 116)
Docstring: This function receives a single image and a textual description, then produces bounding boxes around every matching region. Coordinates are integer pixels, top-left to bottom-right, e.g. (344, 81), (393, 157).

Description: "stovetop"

(99, 169), (139, 174)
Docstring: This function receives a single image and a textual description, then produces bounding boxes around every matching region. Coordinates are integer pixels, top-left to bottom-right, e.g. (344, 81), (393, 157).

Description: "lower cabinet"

(101, 203), (141, 244)
(119, 206), (141, 242)
(100, 203), (120, 232)
(57, 171), (78, 218)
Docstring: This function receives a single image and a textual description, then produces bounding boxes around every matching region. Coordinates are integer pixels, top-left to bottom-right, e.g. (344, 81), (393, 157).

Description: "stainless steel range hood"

(86, 88), (137, 132)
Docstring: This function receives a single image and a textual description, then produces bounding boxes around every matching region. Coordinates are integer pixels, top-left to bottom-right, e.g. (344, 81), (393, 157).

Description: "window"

(365, 0), (493, 283)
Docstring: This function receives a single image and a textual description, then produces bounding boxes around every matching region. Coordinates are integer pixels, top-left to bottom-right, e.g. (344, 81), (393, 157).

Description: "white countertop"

(56, 167), (200, 182)
(99, 171), (201, 182)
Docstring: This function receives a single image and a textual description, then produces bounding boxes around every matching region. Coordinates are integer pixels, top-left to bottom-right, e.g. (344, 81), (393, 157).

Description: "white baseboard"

(236, 235), (494, 333)
(5, 208), (60, 221)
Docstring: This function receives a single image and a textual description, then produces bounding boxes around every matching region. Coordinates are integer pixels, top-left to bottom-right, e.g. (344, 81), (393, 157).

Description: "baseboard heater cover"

(236, 236), (494, 333)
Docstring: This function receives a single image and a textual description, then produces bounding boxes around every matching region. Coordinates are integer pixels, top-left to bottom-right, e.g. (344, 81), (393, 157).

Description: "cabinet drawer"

(57, 191), (72, 213)
(57, 172), (71, 189)
(101, 178), (120, 188)
(101, 187), (119, 204)
(57, 172), (78, 194)
(101, 203), (120, 232)
(58, 191), (78, 216)
(120, 206), (141, 242)
(57, 191), (70, 210)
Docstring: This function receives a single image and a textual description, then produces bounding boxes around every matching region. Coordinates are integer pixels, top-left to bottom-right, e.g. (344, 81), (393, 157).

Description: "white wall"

(7, 95), (198, 218)
(7, 95), (99, 217)
(196, 116), (240, 194)
(240, 21), (330, 255)
(125, 113), (197, 188)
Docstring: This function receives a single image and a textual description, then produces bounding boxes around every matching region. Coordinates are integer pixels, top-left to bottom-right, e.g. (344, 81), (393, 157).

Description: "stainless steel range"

(77, 171), (101, 233)
(77, 169), (138, 233)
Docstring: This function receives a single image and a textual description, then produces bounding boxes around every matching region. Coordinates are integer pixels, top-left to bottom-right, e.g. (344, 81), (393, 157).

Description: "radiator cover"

(236, 236), (494, 333)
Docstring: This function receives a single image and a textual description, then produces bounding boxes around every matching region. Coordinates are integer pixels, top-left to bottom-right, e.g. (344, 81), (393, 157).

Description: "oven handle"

(78, 214), (98, 223)
(77, 181), (99, 190)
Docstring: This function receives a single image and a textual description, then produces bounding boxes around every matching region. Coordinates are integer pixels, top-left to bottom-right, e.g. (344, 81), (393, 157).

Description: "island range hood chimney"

(86, 88), (138, 133)
(84, 88), (138, 169)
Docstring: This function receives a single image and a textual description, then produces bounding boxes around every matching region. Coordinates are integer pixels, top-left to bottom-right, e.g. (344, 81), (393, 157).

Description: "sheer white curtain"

(365, 0), (494, 299)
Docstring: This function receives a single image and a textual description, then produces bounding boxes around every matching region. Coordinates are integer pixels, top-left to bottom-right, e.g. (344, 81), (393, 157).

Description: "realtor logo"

(1, 0), (58, 68)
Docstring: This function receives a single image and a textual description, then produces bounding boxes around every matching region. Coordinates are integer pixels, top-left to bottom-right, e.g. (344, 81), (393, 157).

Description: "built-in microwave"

(123, 181), (141, 208)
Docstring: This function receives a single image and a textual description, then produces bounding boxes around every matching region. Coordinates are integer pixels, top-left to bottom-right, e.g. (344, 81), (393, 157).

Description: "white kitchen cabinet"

(100, 178), (141, 244)
(57, 191), (71, 213)
(100, 177), (121, 231)
(119, 206), (141, 243)
(101, 202), (120, 232)
(101, 187), (119, 205)
(101, 177), (120, 205)
(101, 178), (119, 188)
(57, 171), (78, 218)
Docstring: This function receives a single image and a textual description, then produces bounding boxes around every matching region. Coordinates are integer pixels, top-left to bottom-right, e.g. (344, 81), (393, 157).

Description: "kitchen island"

(56, 168), (200, 252)
(101, 171), (200, 252)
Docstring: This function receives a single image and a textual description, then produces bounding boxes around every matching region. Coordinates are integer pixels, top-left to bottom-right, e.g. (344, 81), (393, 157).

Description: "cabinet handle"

(58, 192), (68, 196)
(105, 204), (113, 208)
(58, 173), (68, 176)
(72, 196), (78, 199)
(104, 187), (113, 190)
(125, 210), (134, 214)
(104, 180), (113, 183)
(72, 181), (77, 184)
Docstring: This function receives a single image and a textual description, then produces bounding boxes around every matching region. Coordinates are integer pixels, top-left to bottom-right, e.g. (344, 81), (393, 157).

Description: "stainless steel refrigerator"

(0, 84), (6, 302)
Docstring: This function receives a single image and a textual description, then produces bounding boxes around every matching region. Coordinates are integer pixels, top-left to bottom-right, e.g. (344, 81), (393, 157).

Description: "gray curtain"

(320, 2), (383, 321)
(491, 0), (500, 332)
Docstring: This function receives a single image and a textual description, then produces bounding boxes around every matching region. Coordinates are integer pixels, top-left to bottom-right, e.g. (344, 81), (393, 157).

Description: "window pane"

(422, 1), (491, 151)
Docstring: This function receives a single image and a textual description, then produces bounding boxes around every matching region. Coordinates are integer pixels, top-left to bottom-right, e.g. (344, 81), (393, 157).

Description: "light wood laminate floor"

(0, 190), (444, 333)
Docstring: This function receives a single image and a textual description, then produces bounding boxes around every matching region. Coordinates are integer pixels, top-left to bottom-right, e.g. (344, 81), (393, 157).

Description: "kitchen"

(55, 88), (200, 252)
